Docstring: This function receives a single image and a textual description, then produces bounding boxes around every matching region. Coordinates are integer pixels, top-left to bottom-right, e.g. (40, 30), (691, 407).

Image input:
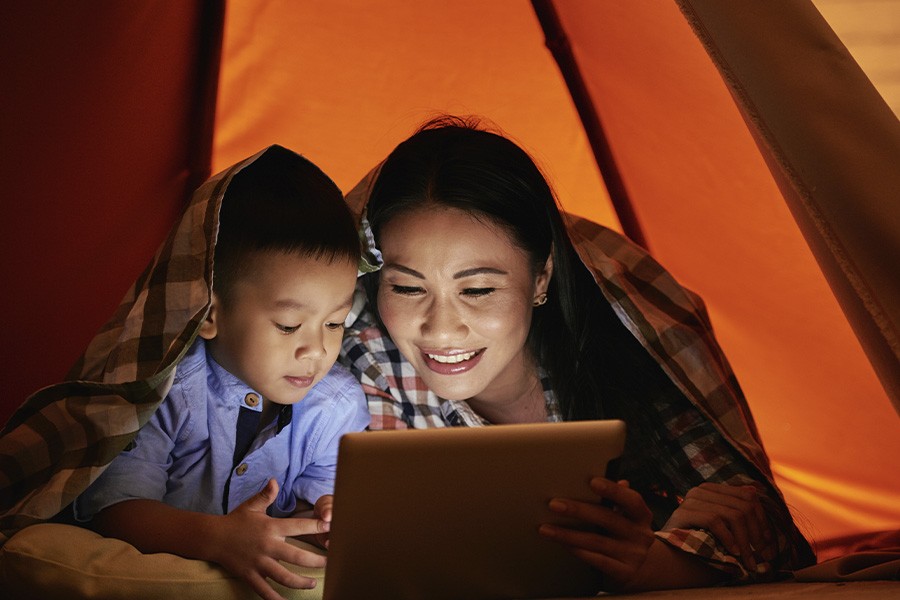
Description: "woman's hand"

(663, 482), (774, 571)
(537, 478), (655, 591)
(210, 479), (329, 600)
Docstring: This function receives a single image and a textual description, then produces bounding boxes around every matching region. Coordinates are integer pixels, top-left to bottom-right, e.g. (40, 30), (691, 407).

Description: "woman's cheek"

(376, 292), (407, 337)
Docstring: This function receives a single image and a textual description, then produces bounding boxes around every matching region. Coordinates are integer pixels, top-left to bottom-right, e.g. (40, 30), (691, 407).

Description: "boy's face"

(201, 250), (357, 406)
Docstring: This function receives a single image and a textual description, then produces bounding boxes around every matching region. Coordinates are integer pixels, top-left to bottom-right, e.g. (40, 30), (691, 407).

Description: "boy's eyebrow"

(382, 264), (508, 279)
(274, 299), (308, 309)
(274, 297), (354, 311)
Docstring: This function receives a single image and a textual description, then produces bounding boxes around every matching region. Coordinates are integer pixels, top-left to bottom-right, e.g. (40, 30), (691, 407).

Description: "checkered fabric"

(0, 148), (269, 545)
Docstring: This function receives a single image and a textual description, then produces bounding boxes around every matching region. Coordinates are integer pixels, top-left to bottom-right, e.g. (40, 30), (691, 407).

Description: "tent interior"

(1, 0), (898, 567)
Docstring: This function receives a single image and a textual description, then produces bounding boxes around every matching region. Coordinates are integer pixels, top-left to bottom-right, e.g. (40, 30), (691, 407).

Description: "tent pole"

(185, 0), (227, 203)
(531, 0), (648, 250)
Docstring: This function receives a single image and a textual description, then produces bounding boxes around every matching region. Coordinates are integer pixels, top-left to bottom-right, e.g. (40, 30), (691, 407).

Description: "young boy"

(73, 145), (370, 600)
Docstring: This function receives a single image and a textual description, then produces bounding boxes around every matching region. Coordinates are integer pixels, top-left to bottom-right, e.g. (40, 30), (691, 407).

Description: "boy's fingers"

(245, 571), (286, 600)
(280, 516), (331, 538)
(265, 561), (319, 590)
(277, 540), (328, 569)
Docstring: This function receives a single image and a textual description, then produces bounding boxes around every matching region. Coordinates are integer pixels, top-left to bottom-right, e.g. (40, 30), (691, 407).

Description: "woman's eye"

(325, 322), (345, 331)
(462, 287), (495, 297)
(275, 323), (300, 334)
(390, 284), (423, 296)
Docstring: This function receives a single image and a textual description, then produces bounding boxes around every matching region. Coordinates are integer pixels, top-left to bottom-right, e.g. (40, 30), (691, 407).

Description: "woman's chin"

(419, 374), (485, 404)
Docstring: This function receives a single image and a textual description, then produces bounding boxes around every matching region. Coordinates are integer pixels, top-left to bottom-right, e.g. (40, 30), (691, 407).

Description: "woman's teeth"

(427, 351), (477, 364)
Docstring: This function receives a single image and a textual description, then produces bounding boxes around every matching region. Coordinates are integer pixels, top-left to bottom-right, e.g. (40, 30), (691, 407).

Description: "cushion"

(0, 523), (326, 600)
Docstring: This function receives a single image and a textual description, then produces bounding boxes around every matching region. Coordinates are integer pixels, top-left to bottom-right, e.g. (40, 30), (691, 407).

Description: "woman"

(341, 116), (815, 592)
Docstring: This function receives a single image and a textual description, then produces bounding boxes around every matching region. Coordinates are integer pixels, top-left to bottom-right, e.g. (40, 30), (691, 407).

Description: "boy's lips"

(420, 348), (485, 375)
(284, 374), (316, 388)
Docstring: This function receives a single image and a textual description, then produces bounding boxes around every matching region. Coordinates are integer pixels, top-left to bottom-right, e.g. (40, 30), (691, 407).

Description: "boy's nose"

(295, 329), (326, 360)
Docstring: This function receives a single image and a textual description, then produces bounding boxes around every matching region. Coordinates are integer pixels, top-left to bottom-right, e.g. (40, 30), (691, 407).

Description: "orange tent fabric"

(1, 0), (897, 561)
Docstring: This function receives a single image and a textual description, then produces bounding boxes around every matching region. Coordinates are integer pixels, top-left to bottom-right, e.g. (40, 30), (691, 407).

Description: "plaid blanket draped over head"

(0, 149), (272, 546)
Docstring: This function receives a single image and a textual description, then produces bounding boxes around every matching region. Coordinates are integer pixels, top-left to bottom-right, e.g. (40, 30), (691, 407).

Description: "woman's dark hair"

(214, 145), (360, 302)
(363, 116), (652, 422)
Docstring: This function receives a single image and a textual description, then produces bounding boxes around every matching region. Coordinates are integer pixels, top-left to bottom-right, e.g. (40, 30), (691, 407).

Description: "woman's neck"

(467, 358), (546, 425)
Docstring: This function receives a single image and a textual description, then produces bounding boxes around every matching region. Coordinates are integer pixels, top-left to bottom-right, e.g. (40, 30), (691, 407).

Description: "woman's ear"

(535, 252), (554, 296)
(198, 293), (220, 340)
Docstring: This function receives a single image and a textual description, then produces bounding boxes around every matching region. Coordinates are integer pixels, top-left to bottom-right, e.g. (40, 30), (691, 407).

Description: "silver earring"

(533, 292), (548, 307)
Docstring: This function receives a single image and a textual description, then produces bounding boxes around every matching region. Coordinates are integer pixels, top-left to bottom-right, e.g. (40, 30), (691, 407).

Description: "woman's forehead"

(378, 206), (529, 273)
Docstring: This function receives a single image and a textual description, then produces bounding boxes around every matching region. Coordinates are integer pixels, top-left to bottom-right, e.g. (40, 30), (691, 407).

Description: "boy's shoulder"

(167, 337), (213, 403)
(172, 338), (209, 381)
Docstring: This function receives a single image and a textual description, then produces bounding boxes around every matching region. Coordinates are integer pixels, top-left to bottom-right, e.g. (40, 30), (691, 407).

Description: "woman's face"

(376, 205), (552, 409)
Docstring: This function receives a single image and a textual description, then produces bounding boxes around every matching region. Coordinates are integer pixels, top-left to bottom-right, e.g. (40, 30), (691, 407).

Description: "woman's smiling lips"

(420, 348), (485, 375)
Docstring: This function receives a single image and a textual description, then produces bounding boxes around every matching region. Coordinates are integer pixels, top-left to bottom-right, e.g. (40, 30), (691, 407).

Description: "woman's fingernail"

(591, 478), (607, 491)
(549, 499), (568, 513)
(538, 524), (558, 538)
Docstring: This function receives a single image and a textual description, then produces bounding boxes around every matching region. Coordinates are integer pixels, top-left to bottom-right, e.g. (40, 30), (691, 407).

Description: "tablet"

(323, 419), (626, 600)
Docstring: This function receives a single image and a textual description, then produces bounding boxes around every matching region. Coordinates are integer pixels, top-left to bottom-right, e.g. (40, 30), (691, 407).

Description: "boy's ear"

(198, 293), (220, 340)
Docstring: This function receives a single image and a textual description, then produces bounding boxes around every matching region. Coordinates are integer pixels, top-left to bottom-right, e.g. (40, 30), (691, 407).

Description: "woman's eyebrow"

(383, 263), (425, 279)
(383, 264), (508, 279)
(453, 267), (508, 279)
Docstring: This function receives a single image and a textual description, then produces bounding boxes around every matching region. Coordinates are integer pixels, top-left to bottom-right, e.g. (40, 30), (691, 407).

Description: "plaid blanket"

(0, 149), (268, 545)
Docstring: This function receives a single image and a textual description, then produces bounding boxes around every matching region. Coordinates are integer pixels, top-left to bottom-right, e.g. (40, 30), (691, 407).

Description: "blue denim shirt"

(75, 337), (369, 520)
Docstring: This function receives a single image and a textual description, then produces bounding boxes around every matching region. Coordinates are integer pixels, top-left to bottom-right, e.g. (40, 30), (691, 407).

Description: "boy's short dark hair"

(214, 145), (360, 302)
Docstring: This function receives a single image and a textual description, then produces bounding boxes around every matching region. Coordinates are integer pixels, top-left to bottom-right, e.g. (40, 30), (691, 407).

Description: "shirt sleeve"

(290, 370), (370, 506)
(73, 387), (190, 521)
(646, 393), (800, 582)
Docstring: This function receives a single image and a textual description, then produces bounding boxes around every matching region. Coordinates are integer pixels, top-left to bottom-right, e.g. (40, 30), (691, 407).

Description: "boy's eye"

(463, 287), (495, 297)
(275, 323), (300, 334)
(390, 284), (423, 296)
(325, 322), (345, 331)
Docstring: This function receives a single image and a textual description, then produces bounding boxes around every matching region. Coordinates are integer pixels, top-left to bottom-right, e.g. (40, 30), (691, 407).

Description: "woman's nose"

(420, 295), (466, 340)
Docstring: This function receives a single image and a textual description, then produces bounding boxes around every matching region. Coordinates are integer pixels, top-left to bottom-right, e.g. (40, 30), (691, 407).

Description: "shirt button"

(235, 463), (248, 476)
(245, 393), (260, 408)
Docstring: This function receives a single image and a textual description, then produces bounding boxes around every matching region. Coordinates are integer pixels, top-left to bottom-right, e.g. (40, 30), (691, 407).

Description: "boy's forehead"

(234, 250), (357, 303)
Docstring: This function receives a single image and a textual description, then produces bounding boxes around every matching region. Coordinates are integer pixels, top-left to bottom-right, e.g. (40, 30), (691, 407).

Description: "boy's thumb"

(245, 478), (279, 512)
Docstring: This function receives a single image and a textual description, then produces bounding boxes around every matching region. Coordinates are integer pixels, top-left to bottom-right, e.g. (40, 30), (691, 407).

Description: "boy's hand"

(210, 479), (328, 600)
(312, 494), (334, 549)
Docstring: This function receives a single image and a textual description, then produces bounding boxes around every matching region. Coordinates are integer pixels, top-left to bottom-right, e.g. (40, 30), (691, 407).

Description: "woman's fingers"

(539, 523), (634, 580)
(696, 483), (766, 545)
(670, 483), (772, 570)
(540, 479), (656, 590)
(670, 502), (749, 564)
(589, 478), (654, 527)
